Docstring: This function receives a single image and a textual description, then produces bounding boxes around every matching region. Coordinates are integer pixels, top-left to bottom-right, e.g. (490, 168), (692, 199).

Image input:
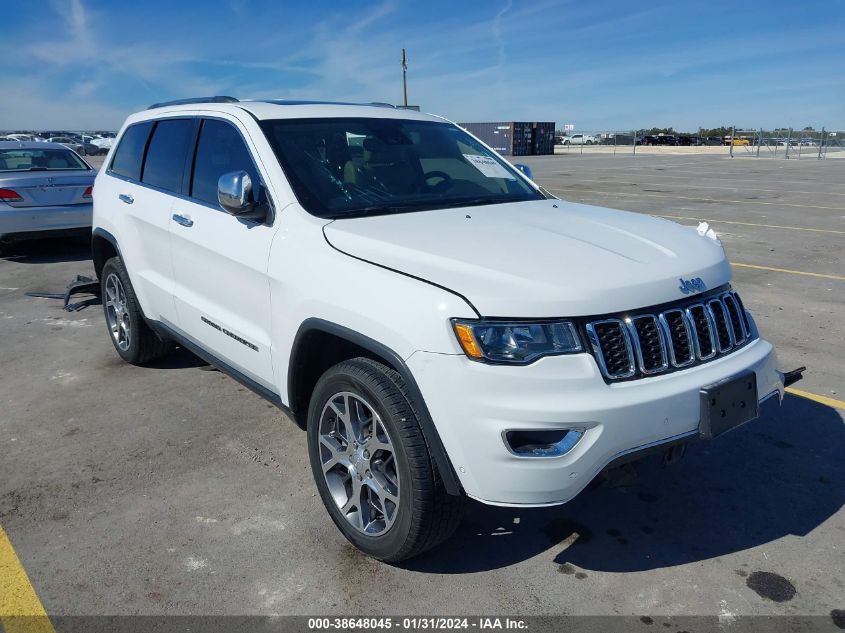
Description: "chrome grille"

(585, 319), (635, 379)
(687, 304), (717, 360)
(659, 309), (695, 367)
(707, 298), (733, 352)
(722, 293), (747, 345)
(732, 292), (752, 334)
(586, 289), (755, 381)
(628, 315), (668, 374)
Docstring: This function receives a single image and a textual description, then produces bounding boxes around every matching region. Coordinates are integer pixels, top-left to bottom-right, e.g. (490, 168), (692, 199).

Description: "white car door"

(103, 120), (182, 323)
(168, 115), (277, 391)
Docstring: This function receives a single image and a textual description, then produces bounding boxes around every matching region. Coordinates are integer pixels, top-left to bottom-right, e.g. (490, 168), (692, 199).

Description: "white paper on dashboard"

(462, 154), (516, 179)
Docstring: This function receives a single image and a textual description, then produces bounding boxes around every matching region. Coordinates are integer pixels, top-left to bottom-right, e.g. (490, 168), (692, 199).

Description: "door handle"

(118, 193), (134, 204)
(172, 213), (194, 227)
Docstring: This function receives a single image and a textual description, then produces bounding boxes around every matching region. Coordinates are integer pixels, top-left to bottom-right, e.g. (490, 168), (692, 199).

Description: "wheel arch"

(288, 318), (462, 496)
(92, 227), (121, 280)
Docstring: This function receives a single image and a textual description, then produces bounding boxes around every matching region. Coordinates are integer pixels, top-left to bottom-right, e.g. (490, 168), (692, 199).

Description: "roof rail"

(258, 99), (395, 108)
(147, 96), (239, 110)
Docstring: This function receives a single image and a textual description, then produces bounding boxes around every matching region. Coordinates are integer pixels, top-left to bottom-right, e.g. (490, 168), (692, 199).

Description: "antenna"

(401, 48), (408, 107)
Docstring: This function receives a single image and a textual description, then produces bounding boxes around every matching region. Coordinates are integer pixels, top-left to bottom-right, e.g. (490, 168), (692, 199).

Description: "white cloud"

(2, 78), (127, 130)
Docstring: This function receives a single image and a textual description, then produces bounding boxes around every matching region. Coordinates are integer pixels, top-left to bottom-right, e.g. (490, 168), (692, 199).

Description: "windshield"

(260, 118), (543, 218)
(0, 148), (89, 171)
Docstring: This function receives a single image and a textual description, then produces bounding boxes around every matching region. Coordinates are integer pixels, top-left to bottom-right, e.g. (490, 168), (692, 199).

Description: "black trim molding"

(148, 320), (291, 418)
(289, 318), (462, 496)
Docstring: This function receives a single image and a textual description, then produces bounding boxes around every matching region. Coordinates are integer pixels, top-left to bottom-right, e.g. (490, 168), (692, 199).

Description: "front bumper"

(0, 203), (92, 239)
(407, 337), (783, 506)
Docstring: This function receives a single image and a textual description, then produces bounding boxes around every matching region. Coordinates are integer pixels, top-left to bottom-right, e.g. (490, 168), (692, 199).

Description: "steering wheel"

(424, 171), (452, 185)
(424, 170), (452, 192)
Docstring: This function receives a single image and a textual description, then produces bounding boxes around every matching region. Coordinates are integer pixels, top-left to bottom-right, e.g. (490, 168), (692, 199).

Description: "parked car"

(87, 134), (115, 154)
(71, 135), (103, 156)
(725, 137), (751, 146)
(704, 136), (724, 146)
(0, 142), (95, 244)
(639, 134), (678, 146)
(6, 134), (44, 143)
(561, 133), (598, 145)
(92, 97), (785, 562)
(600, 133), (635, 145)
(78, 134), (113, 155)
(47, 136), (98, 156)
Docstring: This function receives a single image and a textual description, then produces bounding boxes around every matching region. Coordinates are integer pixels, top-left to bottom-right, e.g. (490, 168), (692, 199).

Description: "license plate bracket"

(699, 370), (758, 439)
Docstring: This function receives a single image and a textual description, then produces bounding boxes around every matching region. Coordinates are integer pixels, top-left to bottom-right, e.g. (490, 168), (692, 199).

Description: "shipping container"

(459, 121), (556, 156)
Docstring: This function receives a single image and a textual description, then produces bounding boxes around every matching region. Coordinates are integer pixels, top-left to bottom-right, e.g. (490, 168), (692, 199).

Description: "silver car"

(0, 141), (95, 244)
(47, 136), (99, 156)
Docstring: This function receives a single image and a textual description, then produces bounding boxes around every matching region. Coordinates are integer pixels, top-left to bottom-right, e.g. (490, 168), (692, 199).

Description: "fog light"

(503, 429), (584, 457)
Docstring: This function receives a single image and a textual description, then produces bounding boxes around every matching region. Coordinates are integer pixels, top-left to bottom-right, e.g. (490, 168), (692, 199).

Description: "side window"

(110, 121), (153, 181)
(142, 119), (196, 193)
(191, 119), (260, 206)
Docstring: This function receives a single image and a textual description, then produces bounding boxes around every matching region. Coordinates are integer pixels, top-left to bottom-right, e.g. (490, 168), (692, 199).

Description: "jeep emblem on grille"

(678, 277), (706, 294)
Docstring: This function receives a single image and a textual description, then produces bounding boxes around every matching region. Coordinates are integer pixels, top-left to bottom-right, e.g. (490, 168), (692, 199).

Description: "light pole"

(401, 48), (408, 107)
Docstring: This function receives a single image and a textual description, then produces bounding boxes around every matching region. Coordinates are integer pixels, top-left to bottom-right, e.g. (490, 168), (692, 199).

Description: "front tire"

(101, 257), (172, 364)
(307, 358), (462, 562)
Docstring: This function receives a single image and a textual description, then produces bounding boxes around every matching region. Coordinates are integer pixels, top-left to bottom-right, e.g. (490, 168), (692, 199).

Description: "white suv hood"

(323, 199), (731, 317)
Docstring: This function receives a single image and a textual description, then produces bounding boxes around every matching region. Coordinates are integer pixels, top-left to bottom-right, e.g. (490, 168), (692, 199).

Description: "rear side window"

(142, 119), (196, 193)
(191, 119), (259, 206)
(110, 121), (152, 181)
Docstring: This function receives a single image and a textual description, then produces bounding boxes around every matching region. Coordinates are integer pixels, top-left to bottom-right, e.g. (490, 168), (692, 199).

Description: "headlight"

(451, 319), (583, 364)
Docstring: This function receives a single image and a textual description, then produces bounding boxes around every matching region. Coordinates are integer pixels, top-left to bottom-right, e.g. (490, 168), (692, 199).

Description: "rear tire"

(307, 357), (463, 562)
(101, 257), (172, 364)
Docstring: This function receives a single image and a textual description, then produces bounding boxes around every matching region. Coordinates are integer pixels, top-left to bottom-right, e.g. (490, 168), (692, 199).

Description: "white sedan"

(0, 141), (95, 244)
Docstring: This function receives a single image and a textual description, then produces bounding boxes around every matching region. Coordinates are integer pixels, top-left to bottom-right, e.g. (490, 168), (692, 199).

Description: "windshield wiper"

(329, 196), (531, 219)
(333, 201), (449, 218)
(447, 197), (515, 208)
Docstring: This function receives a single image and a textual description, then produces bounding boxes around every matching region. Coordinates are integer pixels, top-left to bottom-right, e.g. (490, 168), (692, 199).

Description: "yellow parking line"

(786, 387), (845, 410)
(732, 262), (845, 281)
(656, 215), (845, 235)
(548, 187), (845, 211)
(0, 526), (55, 633)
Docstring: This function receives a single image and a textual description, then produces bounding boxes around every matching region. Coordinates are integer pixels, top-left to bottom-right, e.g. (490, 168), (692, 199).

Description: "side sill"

(148, 319), (296, 423)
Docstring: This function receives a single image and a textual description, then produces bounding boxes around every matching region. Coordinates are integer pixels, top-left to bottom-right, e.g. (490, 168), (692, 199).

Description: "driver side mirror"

(513, 163), (533, 180)
(217, 171), (256, 216)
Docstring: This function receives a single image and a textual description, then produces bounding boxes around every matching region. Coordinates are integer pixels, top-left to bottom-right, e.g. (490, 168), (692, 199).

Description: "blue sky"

(4, 0), (844, 131)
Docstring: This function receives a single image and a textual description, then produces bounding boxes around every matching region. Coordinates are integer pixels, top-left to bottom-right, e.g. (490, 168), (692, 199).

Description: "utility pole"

(401, 48), (408, 107)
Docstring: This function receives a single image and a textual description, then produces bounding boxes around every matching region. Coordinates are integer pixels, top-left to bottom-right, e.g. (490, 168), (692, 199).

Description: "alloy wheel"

(104, 273), (131, 351)
(318, 391), (400, 536)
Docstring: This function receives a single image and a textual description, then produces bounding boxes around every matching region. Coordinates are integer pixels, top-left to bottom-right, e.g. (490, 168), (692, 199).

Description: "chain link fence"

(727, 128), (843, 159)
(553, 128), (844, 158)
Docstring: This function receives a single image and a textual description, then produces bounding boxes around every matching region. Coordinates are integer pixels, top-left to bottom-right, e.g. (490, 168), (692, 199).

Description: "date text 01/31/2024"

(307, 617), (528, 630)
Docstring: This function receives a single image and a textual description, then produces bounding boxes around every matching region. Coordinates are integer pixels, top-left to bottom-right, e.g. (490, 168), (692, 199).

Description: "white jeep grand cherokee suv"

(92, 97), (784, 562)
